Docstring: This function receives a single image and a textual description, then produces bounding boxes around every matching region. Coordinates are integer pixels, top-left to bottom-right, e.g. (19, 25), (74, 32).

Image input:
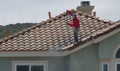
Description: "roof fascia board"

(0, 51), (65, 57)
(93, 28), (120, 43)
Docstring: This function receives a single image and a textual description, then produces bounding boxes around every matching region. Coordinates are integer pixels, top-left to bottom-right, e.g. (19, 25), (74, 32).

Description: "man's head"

(66, 9), (76, 15)
(71, 10), (76, 13)
(70, 10), (77, 19)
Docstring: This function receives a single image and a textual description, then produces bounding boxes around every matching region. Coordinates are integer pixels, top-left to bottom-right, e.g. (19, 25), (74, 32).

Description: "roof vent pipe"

(48, 12), (52, 19)
(93, 11), (96, 17)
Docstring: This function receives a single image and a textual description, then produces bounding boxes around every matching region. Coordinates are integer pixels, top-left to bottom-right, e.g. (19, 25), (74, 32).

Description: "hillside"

(0, 23), (35, 40)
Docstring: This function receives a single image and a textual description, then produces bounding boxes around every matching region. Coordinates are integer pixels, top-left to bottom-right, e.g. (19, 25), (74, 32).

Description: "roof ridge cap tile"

(56, 15), (62, 19)
(55, 11), (68, 18)
(0, 39), (3, 44)
(77, 10), (114, 25)
(101, 20), (114, 25)
(76, 10), (115, 26)
(47, 12), (66, 22)
(36, 23), (42, 27)
(0, 22), (41, 45)
(51, 17), (58, 21)
(0, 35), (14, 44)
(77, 11), (83, 16)
(93, 17), (114, 25)
(115, 20), (120, 23)
(77, 11), (99, 20)
(62, 12), (67, 16)
(40, 21), (47, 25)
(46, 19), (52, 23)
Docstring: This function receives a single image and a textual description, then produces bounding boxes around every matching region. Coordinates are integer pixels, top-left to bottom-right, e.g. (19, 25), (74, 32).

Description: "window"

(102, 63), (109, 71)
(16, 65), (29, 71)
(115, 62), (120, 71)
(116, 48), (120, 58)
(16, 65), (44, 71)
(117, 64), (120, 71)
(12, 60), (48, 71)
(31, 65), (44, 71)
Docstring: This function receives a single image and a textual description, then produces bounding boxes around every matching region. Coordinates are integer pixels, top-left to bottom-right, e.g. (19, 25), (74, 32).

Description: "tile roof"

(0, 10), (120, 51)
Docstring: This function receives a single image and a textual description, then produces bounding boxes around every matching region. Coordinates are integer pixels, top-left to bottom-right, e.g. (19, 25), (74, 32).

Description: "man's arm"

(66, 10), (73, 15)
(67, 22), (74, 27)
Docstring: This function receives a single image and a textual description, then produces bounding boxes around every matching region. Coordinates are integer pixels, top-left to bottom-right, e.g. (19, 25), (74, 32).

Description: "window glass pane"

(117, 64), (120, 71)
(17, 65), (29, 71)
(31, 65), (44, 71)
(116, 48), (120, 58)
(103, 64), (108, 71)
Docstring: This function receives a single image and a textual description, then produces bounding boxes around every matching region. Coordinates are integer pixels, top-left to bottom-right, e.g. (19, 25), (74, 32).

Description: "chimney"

(76, 1), (94, 15)
(48, 12), (52, 19)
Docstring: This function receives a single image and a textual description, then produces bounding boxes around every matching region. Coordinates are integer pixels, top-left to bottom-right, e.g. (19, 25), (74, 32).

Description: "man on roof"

(66, 10), (80, 44)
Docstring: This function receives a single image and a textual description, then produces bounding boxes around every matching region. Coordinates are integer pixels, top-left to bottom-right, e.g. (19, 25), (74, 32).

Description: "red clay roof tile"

(0, 10), (120, 51)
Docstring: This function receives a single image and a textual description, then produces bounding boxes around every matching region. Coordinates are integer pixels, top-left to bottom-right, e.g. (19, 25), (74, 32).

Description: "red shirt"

(68, 17), (80, 28)
(67, 10), (80, 28)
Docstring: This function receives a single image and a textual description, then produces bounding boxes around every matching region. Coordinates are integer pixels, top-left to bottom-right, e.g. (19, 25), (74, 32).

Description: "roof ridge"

(77, 10), (114, 25)
(115, 20), (120, 23)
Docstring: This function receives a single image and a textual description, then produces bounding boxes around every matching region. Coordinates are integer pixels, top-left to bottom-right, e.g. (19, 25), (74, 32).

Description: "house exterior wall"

(99, 31), (120, 59)
(68, 31), (120, 71)
(69, 44), (100, 71)
(98, 32), (120, 71)
(0, 57), (65, 71)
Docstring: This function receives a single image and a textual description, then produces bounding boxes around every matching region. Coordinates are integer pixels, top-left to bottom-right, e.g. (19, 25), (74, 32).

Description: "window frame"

(115, 62), (120, 71)
(12, 60), (48, 71)
(102, 63), (109, 71)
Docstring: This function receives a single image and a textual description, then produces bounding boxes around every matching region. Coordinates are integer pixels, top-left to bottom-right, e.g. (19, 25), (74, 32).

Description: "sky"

(0, 0), (120, 26)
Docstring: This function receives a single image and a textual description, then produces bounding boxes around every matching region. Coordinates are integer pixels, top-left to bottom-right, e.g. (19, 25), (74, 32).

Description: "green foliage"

(0, 23), (35, 40)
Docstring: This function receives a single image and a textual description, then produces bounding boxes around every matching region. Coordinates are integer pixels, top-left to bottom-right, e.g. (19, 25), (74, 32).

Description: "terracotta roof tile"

(0, 10), (120, 51)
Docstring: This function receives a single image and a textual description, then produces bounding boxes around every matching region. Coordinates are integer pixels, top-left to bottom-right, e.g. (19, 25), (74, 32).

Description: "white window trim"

(115, 61), (120, 71)
(12, 60), (48, 71)
(102, 63), (109, 71)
